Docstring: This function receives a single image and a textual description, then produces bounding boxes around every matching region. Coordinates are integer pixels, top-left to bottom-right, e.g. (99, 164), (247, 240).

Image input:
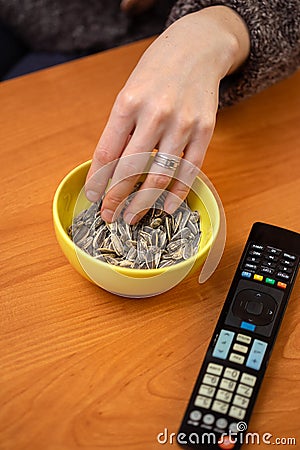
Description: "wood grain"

(0, 38), (299, 449)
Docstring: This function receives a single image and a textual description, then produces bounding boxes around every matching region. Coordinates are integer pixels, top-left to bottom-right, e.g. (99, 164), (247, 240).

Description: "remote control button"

(267, 246), (282, 256)
(229, 405), (246, 420)
(280, 258), (295, 267)
(266, 307), (275, 318)
(189, 410), (202, 421)
(233, 289), (277, 326)
(203, 374), (219, 387)
(240, 321), (256, 332)
(240, 373), (257, 387)
(233, 343), (248, 354)
(236, 384), (253, 398)
(212, 330), (235, 360)
(229, 353), (245, 365)
(245, 300), (263, 315)
(194, 395), (212, 409)
(277, 281), (287, 289)
(283, 252), (296, 261)
(250, 244), (264, 251)
(216, 389), (233, 403)
(241, 271), (252, 279)
(246, 339), (268, 370)
(218, 436), (236, 450)
(264, 254), (279, 262)
(224, 368), (240, 381)
(247, 256), (261, 264)
(233, 394), (250, 408)
(244, 263), (257, 271)
(203, 413), (215, 425)
(220, 379), (236, 392)
(228, 422), (238, 433)
(263, 261), (277, 268)
(265, 277), (276, 285)
(212, 400), (229, 414)
(278, 265), (293, 273)
(216, 418), (228, 429)
(207, 363), (223, 376)
(199, 385), (216, 397)
(260, 266), (275, 275)
(276, 271), (290, 280)
(253, 274), (263, 282)
(236, 334), (251, 345)
(249, 249), (263, 257)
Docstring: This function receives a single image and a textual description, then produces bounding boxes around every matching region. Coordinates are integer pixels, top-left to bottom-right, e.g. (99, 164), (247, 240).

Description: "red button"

(277, 281), (287, 289)
(218, 435), (236, 449)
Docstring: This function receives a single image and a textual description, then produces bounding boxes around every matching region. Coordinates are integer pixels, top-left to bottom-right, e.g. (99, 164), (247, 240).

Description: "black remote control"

(177, 222), (300, 449)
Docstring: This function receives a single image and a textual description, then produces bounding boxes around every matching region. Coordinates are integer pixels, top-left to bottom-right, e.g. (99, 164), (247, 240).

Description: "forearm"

(168, 0), (300, 107)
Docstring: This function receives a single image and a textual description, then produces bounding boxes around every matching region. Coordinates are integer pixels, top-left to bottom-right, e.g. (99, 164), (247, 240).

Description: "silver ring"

(153, 153), (180, 171)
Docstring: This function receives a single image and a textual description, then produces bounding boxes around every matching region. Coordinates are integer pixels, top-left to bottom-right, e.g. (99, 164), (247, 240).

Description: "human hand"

(85, 6), (250, 224)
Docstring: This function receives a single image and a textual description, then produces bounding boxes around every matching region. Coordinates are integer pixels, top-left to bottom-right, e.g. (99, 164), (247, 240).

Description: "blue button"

(246, 339), (268, 370)
(241, 271), (252, 279)
(212, 329), (235, 360)
(241, 321), (256, 332)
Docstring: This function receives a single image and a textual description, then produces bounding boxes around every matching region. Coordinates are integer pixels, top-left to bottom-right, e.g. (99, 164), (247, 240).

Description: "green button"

(266, 278), (275, 285)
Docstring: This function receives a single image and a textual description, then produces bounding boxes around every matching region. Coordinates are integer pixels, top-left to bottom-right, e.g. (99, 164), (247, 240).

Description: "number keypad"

(190, 329), (262, 430)
(193, 362), (257, 426)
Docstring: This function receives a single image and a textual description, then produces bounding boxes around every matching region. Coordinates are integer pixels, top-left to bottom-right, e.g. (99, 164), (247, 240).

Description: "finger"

(122, 156), (179, 224)
(100, 124), (161, 222)
(121, 114), (193, 223)
(85, 104), (135, 202)
(122, 148), (186, 224)
(164, 158), (201, 214)
(100, 152), (151, 223)
(164, 128), (213, 214)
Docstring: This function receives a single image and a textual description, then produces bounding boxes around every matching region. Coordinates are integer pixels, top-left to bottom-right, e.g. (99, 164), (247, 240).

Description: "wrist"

(166, 6), (250, 80)
(195, 6), (250, 76)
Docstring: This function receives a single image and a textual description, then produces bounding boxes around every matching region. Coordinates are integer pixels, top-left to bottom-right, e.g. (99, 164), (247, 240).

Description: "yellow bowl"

(53, 160), (220, 297)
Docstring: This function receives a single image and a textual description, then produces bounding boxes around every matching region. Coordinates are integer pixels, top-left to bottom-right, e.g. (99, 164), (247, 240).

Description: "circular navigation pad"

(232, 289), (277, 325)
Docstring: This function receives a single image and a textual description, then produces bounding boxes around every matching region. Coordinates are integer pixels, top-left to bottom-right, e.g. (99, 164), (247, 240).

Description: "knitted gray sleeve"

(167, 0), (300, 108)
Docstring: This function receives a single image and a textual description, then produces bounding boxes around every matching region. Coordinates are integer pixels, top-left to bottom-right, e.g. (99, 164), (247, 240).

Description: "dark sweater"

(1, 0), (299, 107)
(168, 1), (300, 107)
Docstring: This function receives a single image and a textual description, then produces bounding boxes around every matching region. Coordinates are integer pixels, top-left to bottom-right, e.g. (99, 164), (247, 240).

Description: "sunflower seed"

(119, 260), (134, 268)
(150, 217), (162, 228)
(111, 234), (124, 256)
(127, 246), (137, 261)
(183, 241), (194, 260)
(70, 187), (201, 269)
(73, 225), (90, 244)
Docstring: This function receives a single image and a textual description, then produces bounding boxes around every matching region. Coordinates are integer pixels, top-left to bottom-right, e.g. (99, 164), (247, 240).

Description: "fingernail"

(164, 201), (180, 215)
(101, 209), (114, 223)
(123, 211), (136, 224)
(86, 190), (100, 202)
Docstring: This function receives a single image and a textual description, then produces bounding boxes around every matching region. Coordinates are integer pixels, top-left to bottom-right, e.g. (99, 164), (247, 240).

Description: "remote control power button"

(218, 436), (236, 449)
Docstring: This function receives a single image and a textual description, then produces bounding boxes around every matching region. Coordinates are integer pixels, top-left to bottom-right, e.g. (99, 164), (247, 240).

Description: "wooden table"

(1, 38), (300, 450)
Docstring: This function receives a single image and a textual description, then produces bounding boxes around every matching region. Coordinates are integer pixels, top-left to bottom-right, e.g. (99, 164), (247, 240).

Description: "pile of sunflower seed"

(69, 191), (201, 269)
